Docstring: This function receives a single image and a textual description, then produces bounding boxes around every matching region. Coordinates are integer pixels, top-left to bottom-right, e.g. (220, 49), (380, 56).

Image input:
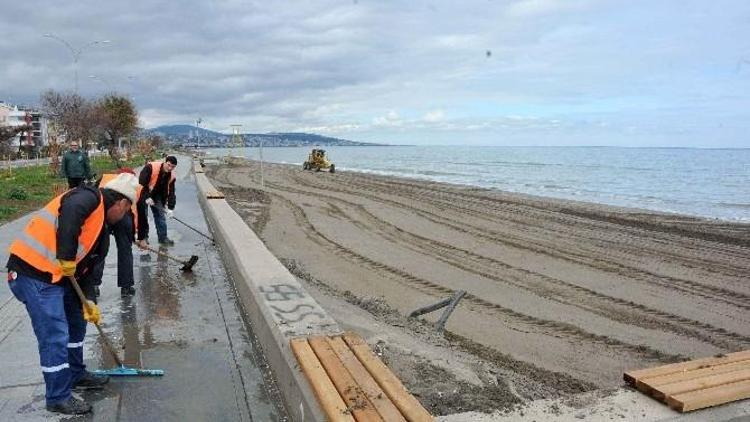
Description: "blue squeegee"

(93, 366), (164, 377)
(70, 276), (165, 377)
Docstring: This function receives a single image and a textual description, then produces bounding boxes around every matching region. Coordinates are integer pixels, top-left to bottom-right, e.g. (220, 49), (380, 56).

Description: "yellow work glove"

(82, 300), (101, 325)
(59, 260), (77, 277)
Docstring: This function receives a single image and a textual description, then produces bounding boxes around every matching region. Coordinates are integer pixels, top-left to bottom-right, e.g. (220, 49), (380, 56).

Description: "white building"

(0, 102), (14, 126)
(0, 101), (48, 151)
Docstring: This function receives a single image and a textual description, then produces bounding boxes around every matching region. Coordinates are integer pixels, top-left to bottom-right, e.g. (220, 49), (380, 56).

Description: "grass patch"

(0, 153), (155, 225)
(0, 205), (19, 220)
(89, 154), (149, 177)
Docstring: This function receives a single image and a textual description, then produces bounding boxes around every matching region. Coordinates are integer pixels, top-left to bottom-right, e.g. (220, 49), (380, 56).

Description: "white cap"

(103, 173), (139, 204)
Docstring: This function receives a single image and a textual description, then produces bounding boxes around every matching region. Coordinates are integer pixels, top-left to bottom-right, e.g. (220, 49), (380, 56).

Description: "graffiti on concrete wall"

(260, 284), (327, 325)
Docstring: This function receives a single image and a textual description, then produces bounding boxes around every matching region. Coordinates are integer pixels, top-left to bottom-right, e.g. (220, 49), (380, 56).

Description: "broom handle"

(153, 204), (213, 242)
(68, 275), (124, 367)
(173, 216), (214, 242)
(145, 245), (185, 265)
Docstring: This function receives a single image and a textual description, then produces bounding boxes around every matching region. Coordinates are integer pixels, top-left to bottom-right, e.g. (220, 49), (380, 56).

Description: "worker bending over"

(99, 169), (146, 296)
(6, 173), (139, 415)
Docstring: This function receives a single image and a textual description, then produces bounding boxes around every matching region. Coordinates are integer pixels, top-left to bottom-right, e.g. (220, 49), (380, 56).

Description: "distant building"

(0, 102), (11, 124)
(0, 101), (48, 151)
(20, 107), (49, 150)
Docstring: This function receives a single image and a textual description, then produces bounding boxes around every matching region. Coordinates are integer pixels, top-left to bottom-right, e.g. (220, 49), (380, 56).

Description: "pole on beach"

(259, 137), (264, 189)
(408, 290), (466, 333)
(435, 290), (466, 332)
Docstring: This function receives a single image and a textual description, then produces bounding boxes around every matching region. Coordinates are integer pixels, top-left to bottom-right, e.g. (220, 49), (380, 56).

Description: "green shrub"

(7, 187), (29, 200)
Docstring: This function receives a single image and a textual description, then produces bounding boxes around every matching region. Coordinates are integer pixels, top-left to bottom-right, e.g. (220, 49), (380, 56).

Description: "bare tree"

(45, 122), (64, 176)
(40, 90), (97, 149)
(92, 94), (138, 167)
(135, 133), (163, 162)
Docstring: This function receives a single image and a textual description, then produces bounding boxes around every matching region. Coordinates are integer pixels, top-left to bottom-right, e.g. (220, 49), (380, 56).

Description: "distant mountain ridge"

(147, 124), (382, 147)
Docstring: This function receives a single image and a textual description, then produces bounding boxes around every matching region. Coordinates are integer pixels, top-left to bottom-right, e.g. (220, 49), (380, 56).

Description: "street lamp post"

(43, 33), (110, 93)
(195, 118), (202, 145)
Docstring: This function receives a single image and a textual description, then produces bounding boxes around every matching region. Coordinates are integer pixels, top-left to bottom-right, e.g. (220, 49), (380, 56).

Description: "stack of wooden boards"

(291, 332), (432, 422)
(205, 189), (225, 199)
(624, 350), (750, 412)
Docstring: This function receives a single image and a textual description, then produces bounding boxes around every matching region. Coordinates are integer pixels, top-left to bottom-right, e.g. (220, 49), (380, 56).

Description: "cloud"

(372, 110), (402, 127)
(0, 0), (748, 146)
(423, 110), (445, 122)
(505, 0), (595, 18)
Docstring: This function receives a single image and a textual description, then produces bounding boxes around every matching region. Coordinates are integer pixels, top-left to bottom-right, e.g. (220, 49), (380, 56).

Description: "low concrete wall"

(193, 164), (340, 422)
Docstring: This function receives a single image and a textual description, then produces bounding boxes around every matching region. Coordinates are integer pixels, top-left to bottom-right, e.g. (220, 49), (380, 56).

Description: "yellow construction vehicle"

(303, 149), (335, 173)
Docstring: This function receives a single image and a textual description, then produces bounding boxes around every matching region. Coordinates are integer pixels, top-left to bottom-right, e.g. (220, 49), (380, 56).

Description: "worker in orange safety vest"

(137, 156), (177, 246)
(5, 173), (139, 415)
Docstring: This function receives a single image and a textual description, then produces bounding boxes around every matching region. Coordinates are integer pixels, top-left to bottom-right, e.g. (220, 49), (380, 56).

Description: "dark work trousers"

(67, 177), (84, 189)
(150, 204), (168, 242)
(136, 200), (168, 242)
(8, 273), (87, 406)
(79, 217), (134, 293)
(112, 213), (135, 288)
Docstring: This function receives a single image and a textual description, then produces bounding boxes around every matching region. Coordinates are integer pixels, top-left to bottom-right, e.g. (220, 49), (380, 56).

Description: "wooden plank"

(206, 190), (225, 199)
(667, 379), (750, 412)
(309, 336), (383, 422)
(639, 360), (750, 390)
(654, 368), (750, 399)
(343, 333), (433, 422)
(328, 336), (407, 422)
(290, 338), (355, 422)
(624, 350), (750, 385)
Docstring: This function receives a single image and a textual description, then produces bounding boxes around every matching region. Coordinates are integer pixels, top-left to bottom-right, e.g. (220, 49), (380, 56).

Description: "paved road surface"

(0, 160), (287, 421)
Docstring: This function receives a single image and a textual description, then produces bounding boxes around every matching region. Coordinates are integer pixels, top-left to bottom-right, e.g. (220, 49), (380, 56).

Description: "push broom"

(68, 275), (164, 377)
(143, 245), (199, 272)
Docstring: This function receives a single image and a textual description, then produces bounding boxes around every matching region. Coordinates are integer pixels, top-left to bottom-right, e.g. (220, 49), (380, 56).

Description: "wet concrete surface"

(0, 161), (288, 421)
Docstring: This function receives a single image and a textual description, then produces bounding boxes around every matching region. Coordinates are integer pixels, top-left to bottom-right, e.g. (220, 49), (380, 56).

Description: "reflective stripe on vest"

(147, 161), (176, 195)
(100, 173), (141, 231)
(8, 191), (105, 283)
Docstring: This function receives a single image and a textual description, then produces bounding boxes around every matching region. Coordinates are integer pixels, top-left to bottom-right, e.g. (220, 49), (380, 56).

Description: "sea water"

(205, 146), (750, 222)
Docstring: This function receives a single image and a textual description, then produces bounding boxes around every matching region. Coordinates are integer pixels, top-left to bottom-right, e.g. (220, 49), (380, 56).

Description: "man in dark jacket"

(137, 156), (177, 246)
(98, 169), (145, 296)
(6, 174), (138, 415)
(60, 141), (91, 188)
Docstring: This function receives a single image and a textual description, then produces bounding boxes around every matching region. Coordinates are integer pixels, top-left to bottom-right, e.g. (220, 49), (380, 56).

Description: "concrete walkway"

(0, 159), (286, 421)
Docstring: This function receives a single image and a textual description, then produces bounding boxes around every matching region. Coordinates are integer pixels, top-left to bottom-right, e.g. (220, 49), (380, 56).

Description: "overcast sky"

(2, 1), (749, 146)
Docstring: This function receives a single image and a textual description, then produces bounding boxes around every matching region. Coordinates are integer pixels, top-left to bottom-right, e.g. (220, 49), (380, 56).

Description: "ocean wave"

(718, 202), (750, 209)
(494, 161), (555, 167)
(414, 169), (468, 177)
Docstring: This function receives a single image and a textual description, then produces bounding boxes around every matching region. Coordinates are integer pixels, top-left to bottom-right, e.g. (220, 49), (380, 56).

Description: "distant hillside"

(149, 124), (221, 137)
(147, 125), (383, 147)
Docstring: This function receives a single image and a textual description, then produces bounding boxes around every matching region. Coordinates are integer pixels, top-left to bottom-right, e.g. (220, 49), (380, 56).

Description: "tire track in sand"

(281, 168), (750, 312)
(244, 172), (750, 350)
(213, 167), (684, 364)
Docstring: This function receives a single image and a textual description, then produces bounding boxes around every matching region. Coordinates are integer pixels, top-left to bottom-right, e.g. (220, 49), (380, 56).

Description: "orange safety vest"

(8, 191), (105, 283)
(147, 161), (176, 197)
(100, 173), (142, 232)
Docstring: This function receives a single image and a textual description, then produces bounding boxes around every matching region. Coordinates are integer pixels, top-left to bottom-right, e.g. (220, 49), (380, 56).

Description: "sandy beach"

(207, 159), (750, 415)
